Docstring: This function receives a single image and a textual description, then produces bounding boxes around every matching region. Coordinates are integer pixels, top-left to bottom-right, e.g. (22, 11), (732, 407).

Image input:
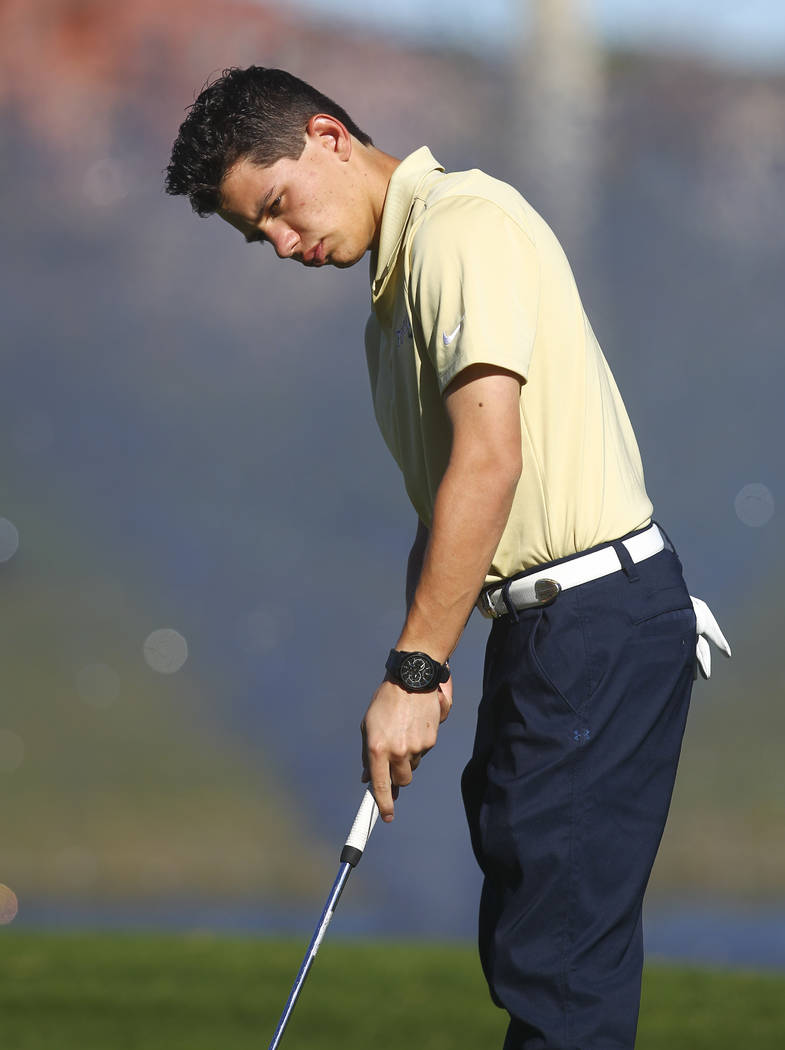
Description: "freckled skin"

(218, 114), (399, 268)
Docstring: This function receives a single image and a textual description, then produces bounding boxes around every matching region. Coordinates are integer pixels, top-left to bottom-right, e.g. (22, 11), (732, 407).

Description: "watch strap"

(385, 649), (450, 692)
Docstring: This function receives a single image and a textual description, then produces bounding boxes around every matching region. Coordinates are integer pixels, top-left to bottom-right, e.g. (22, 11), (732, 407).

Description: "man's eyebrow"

(242, 188), (275, 243)
(255, 188), (275, 223)
(240, 188), (274, 243)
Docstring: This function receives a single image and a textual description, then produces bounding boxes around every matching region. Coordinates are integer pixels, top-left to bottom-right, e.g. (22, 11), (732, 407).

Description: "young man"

(166, 67), (730, 1049)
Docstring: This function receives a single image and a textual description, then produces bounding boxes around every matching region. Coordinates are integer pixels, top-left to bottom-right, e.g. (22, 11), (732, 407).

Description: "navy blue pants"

(461, 530), (696, 1050)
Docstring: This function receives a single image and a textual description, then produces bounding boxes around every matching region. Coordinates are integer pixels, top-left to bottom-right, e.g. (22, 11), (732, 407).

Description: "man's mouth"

(303, 241), (326, 266)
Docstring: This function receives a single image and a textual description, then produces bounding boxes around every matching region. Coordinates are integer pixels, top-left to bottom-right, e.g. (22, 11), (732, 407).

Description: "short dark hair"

(165, 66), (373, 217)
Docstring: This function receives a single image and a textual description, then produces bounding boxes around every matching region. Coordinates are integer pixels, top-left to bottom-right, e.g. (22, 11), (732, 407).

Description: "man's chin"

(303, 244), (365, 270)
(332, 245), (371, 269)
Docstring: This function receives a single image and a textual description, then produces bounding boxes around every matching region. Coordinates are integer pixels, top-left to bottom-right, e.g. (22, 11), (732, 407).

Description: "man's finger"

(437, 685), (453, 723)
(360, 720), (369, 775)
(410, 747), (433, 773)
(390, 755), (413, 789)
(369, 751), (395, 822)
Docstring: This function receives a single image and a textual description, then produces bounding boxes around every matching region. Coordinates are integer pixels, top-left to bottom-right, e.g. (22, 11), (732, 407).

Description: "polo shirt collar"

(371, 146), (444, 301)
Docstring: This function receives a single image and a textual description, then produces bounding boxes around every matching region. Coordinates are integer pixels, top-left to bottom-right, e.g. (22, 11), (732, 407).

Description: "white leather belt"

(478, 524), (665, 619)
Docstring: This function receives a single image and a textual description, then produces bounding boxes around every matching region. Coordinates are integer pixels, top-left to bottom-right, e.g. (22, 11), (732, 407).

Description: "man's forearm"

(405, 519), (429, 612)
(396, 451), (520, 661)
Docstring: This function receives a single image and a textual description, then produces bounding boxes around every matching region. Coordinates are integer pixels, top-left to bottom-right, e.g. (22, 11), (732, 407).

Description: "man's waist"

(478, 523), (664, 619)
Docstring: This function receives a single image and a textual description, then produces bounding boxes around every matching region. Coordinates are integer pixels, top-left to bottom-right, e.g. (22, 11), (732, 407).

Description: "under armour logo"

(395, 319), (413, 347)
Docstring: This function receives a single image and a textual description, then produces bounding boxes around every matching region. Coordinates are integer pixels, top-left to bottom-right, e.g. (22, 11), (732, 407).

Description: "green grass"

(1, 932), (784, 1049)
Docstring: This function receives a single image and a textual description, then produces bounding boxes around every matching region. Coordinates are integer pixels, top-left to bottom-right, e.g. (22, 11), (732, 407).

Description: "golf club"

(267, 789), (380, 1050)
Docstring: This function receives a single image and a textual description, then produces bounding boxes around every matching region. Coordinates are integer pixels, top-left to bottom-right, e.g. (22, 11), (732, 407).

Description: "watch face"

(399, 653), (436, 691)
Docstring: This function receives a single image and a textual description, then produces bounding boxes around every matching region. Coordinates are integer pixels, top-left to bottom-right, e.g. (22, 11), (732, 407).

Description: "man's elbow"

(500, 451), (522, 503)
(506, 447), (523, 487)
(463, 445), (522, 502)
(489, 439), (522, 488)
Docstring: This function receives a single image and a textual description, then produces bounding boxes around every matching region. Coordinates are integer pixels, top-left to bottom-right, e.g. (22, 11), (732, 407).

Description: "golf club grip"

(339, 789), (379, 866)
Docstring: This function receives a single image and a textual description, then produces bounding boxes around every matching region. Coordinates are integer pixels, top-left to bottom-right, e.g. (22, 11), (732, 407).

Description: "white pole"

(512, 0), (606, 263)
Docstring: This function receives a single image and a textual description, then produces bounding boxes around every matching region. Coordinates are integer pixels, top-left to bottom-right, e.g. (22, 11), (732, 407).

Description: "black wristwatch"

(385, 649), (451, 693)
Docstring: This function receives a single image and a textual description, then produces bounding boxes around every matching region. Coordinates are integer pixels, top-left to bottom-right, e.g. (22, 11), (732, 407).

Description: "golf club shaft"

(267, 790), (379, 1050)
(267, 862), (352, 1050)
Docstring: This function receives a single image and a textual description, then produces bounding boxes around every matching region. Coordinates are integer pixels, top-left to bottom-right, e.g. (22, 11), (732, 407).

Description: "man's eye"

(270, 196), (282, 214)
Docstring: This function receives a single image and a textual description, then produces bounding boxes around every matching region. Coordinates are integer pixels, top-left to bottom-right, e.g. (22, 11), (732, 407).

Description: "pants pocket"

(633, 602), (696, 630)
(527, 603), (591, 715)
(633, 604), (698, 678)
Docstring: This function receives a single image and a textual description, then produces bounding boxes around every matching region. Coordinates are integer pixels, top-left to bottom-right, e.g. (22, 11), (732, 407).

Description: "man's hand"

(361, 678), (452, 822)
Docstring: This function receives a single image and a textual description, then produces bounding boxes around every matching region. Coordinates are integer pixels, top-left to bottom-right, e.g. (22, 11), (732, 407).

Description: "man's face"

(218, 126), (377, 269)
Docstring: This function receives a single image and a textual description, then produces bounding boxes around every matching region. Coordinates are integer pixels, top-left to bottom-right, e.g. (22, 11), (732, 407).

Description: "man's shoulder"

(410, 167), (537, 254)
(428, 163), (528, 209)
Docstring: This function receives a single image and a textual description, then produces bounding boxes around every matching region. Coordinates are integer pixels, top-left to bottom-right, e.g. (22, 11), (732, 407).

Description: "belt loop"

(655, 520), (676, 554)
(501, 579), (520, 622)
(654, 519), (683, 571)
(614, 540), (639, 582)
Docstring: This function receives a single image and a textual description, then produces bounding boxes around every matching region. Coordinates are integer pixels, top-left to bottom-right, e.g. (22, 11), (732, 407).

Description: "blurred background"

(0, 0), (783, 969)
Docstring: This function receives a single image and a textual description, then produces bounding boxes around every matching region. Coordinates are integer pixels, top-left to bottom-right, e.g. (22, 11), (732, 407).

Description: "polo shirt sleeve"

(407, 196), (540, 395)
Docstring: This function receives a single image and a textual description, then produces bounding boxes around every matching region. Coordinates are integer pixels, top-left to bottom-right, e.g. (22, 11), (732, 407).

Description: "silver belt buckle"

(478, 587), (501, 619)
(533, 578), (561, 606)
(479, 576), (561, 618)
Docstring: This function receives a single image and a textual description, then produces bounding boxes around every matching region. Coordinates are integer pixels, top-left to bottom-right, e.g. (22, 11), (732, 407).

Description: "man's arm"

(361, 363), (523, 821)
(403, 515), (456, 724)
(405, 518), (429, 612)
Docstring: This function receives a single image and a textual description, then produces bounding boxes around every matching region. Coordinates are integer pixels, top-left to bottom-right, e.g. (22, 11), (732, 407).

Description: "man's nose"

(268, 224), (298, 259)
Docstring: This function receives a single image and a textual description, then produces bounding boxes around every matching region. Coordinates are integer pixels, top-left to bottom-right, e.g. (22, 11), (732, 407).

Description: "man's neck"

(357, 144), (401, 252)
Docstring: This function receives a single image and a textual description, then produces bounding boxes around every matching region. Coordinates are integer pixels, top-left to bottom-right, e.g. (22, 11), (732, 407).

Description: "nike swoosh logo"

(442, 314), (466, 347)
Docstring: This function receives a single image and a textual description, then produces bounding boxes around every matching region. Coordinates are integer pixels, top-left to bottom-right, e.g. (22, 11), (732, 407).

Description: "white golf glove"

(690, 595), (732, 680)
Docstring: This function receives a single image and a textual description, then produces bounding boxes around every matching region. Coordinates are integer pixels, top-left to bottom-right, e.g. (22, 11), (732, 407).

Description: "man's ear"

(306, 114), (352, 160)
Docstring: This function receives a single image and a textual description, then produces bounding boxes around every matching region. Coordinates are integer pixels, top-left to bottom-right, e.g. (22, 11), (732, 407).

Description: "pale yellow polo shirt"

(365, 147), (653, 584)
